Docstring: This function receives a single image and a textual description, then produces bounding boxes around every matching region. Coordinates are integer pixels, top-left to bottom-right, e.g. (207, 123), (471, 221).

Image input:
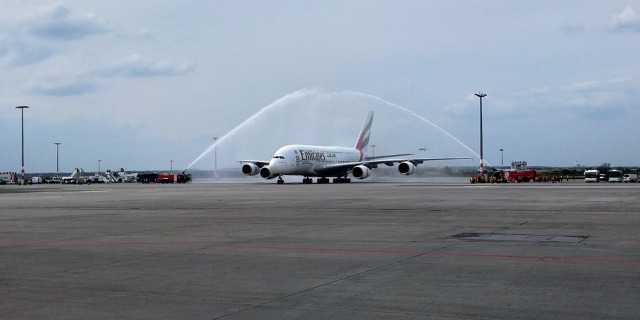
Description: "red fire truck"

(156, 172), (192, 183)
(0, 172), (18, 184)
(491, 161), (536, 183)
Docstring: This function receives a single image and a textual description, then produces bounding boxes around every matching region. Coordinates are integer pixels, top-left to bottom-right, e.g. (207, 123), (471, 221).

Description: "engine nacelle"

(352, 165), (371, 179)
(398, 161), (416, 175)
(260, 167), (277, 179)
(242, 163), (260, 176)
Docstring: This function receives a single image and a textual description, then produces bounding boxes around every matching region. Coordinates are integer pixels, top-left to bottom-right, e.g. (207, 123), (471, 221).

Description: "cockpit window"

(272, 155), (285, 159)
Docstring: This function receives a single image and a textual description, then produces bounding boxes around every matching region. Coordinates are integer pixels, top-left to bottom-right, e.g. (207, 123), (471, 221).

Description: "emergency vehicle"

(0, 172), (18, 184)
(156, 172), (192, 183)
(491, 161), (536, 183)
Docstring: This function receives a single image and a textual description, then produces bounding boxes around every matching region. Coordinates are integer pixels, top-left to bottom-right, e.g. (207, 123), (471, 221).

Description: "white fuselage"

(268, 144), (363, 177)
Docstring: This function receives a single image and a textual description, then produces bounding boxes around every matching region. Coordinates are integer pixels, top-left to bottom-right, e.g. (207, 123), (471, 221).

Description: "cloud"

(0, 37), (54, 66)
(564, 77), (633, 92)
(26, 78), (100, 96)
(100, 54), (194, 77)
(0, 4), (107, 67)
(116, 28), (155, 40)
(561, 78), (637, 114)
(22, 53), (195, 96)
(28, 5), (106, 41)
(528, 86), (549, 94)
(608, 6), (640, 33)
(443, 78), (639, 120)
(560, 23), (586, 35)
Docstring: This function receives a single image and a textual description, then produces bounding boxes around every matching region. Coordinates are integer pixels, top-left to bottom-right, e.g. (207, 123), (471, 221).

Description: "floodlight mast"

(54, 142), (61, 174)
(475, 93), (487, 176)
(16, 106), (29, 184)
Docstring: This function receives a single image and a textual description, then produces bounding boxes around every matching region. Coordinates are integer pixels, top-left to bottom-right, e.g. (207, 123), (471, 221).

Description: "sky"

(1, 1), (639, 174)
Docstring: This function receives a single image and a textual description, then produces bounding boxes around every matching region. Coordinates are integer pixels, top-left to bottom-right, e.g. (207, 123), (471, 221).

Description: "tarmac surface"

(1, 179), (639, 319)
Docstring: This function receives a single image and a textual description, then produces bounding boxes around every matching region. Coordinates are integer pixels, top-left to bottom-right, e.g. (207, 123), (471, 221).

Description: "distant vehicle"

(623, 173), (638, 183)
(105, 168), (137, 183)
(491, 161), (536, 183)
(137, 173), (158, 183)
(44, 176), (61, 184)
(31, 176), (44, 184)
(62, 168), (84, 184)
(0, 172), (18, 184)
(88, 174), (110, 183)
(157, 172), (191, 183)
(584, 169), (599, 183)
(608, 169), (623, 183)
(599, 173), (608, 182)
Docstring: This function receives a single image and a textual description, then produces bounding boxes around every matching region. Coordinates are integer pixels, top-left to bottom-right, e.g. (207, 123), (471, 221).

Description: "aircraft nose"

(269, 158), (285, 173)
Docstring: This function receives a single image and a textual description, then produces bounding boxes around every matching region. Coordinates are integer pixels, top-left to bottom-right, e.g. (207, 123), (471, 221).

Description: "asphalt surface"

(1, 180), (639, 319)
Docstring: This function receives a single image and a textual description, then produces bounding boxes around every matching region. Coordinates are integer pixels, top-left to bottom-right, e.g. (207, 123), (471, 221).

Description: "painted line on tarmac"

(210, 244), (640, 264)
(2, 236), (640, 264)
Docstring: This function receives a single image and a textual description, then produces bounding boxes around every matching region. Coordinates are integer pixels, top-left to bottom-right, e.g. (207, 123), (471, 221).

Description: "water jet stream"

(186, 89), (312, 170)
(186, 88), (487, 171)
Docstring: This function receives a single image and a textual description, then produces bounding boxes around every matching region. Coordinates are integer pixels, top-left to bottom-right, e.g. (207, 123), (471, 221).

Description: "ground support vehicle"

(584, 170), (600, 183)
(0, 172), (18, 184)
(608, 169), (623, 183)
(157, 172), (191, 183)
(490, 161), (536, 183)
(623, 173), (638, 183)
(44, 176), (62, 184)
(137, 173), (158, 183)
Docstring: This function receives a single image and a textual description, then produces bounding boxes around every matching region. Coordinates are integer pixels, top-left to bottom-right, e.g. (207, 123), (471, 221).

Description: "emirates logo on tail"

(355, 111), (374, 151)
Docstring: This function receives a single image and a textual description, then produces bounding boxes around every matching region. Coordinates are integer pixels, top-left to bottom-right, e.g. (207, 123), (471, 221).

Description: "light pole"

(475, 93), (487, 177)
(98, 160), (101, 174)
(170, 160), (173, 172)
(16, 106), (29, 184)
(54, 142), (61, 175)
(499, 148), (504, 169)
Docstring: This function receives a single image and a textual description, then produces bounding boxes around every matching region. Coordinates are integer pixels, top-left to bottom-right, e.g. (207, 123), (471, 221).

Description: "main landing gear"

(275, 176), (352, 184)
(296, 177), (351, 184)
(302, 177), (316, 184)
(332, 177), (351, 183)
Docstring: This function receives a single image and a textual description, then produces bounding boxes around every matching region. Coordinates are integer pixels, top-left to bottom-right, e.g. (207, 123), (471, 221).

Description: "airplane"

(239, 111), (471, 184)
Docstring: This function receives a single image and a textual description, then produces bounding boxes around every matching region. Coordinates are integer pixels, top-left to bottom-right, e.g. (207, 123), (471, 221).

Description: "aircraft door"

(289, 151), (295, 167)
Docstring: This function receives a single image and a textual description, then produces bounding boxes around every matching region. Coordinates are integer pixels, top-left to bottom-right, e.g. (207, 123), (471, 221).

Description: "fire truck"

(0, 172), (18, 184)
(491, 161), (536, 183)
(156, 172), (192, 183)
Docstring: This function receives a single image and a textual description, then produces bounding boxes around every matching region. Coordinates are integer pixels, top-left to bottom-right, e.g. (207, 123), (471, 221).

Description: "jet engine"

(398, 161), (416, 175)
(260, 167), (277, 179)
(352, 165), (371, 179)
(242, 163), (260, 176)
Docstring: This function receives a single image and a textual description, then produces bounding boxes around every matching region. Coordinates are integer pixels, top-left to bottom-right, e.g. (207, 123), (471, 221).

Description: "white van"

(623, 173), (638, 183)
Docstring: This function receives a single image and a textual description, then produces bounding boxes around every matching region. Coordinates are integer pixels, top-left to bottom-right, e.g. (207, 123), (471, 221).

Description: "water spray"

(349, 91), (486, 164)
(185, 88), (316, 171)
(185, 88), (486, 171)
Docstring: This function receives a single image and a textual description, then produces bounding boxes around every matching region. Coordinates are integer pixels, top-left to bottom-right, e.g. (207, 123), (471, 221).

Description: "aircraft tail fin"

(354, 111), (374, 151)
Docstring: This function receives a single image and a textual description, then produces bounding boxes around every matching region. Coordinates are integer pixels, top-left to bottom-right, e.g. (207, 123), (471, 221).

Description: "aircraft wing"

(312, 157), (472, 175)
(366, 157), (473, 167)
(238, 160), (270, 167)
(364, 153), (413, 160)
